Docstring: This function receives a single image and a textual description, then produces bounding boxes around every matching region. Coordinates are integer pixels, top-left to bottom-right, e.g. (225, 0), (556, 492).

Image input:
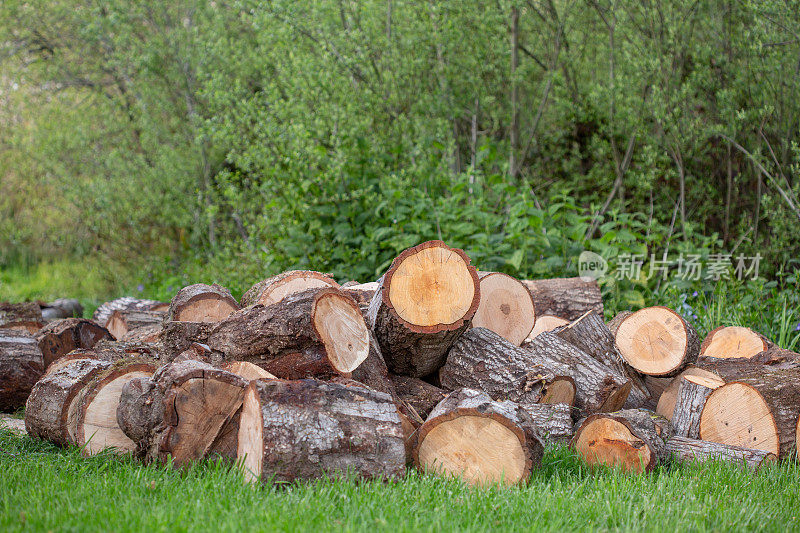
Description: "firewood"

(34, 318), (112, 368)
(167, 283), (239, 322)
(699, 326), (770, 360)
(523, 331), (630, 414)
(655, 366), (725, 420)
(698, 346), (800, 375)
(517, 402), (573, 444)
(670, 376), (720, 438)
(159, 321), (215, 363)
(240, 270), (339, 307)
(208, 287), (369, 378)
(0, 302), (43, 333)
(0, 331), (44, 412)
(40, 298), (83, 321)
(572, 409), (672, 473)
(92, 297), (168, 327)
(413, 388), (544, 486)
(121, 324), (162, 343)
(219, 361), (276, 380)
(43, 341), (157, 377)
(520, 277), (603, 321)
(390, 374), (448, 419)
(472, 272), (535, 346)
(350, 332), (396, 396)
(665, 436), (777, 469)
(606, 310), (632, 336)
(107, 309), (164, 341)
(238, 378), (406, 483)
(25, 358), (112, 446)
(525, 315), (568, 341)
(699, 366), (800, 459)
(440, 328), (575, 407)
(367, 241), (480, 377)
(613, 306), (700, 376)
(340, 281), (379, 307)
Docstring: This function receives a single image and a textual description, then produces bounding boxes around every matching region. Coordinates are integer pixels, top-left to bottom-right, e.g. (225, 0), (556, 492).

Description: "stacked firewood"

(1, 240), (797, 487)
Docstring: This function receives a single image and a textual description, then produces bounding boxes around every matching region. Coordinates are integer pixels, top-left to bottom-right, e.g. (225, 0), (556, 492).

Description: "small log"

(665, 436), (777, 469)
(107, 309), (164, 341)
(238, 379), (405, 482)
(40, 299), (83, 321)
(472, 272), (535, 346)
(390, 374), (448, 419)
(208, 287), (369, 378)
(525, 315), (568, 341)
(158, 321), (215, 363)
(121, 324), (162, 343)
(655, 366), (725, 420)
(0, 302), (43, 333)
(520, 277), (603, 321)
(35, 318), (112, 368)
(614, 306), (700, 376)
(341, 281), (379, 307)
(440, 327), (575, 406)
(92, 297), (168, 327)
(367, 240), (480, 377)
(671, 376), (719, 438)
(0, 331), (44, 412)
(699, 326), (770, 360)
(167, 283), (239, 322)
(517, 402), (573, 444)
(413, 388), (544, 486)
(350, 332), (396, 396)
(240, 270), (339, 307)
(572, 409), (672, 473)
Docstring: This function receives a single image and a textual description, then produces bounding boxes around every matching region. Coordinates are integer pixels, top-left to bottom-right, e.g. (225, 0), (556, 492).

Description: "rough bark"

(671, 377), (717, 438)
(159, 321), (215, 363)
(606, 310), (632, 337)
(238, 378), (405, 482)
(472, 271), (535, 346)
(121, 324), (162, 343)
(350, 332), (396, 396)
(107, 309), (165, 341)
(665, 436), (777, 469)
(0, 302), (43, 333)
(654, 366), (724, 420)
(43, 340), (158, 377)
(390, 374), (448, 419)
(340, 281), (379, 307)
(0, 331), (44, 412)
(40, 299), (83, 321)
(520, 277), (603, 321)
(35, 318), (112, 368)
(92, 297), (168, 327)
(517, 402), (573, 444)
(166, 283), (239, 322)
(240, 270), (339, 307)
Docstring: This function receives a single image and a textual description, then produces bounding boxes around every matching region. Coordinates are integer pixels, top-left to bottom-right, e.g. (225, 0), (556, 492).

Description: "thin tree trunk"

(509, 6), (520, 180)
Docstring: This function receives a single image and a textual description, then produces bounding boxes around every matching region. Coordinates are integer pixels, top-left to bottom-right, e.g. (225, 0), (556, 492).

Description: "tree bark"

(390, 374), (447, 419)
(606, 310), (632, 336)
(350, 332), (396, 396)
(107, 309), (165, 341)
(159, 321), (215, 363)
(341, 281), (379, 307)
(520, 277), (603, 320)
(518, 402), (573, 444)
(671, 376), (717, 438)
(35, 318), (112, 369)
(240, 270), (339, 308)
(0, 331), (44, 412)
(166, 283), (239, 323)
(0, 302), (43, 333)
(654, 366), (724, 420)
(92, 297), (167, 327)
(665, 436), (776, 469)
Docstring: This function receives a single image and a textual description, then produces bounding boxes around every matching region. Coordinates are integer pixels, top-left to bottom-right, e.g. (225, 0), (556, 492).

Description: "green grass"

(1, 430), (799, 532)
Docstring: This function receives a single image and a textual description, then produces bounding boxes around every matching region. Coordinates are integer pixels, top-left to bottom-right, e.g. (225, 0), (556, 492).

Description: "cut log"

(572, 409), (672, 473)
(74, 360), (157, 455)
(520, 277), (603, 321)
(159, 321), (215, 363)
(614, 306), (700, 376)
(698, 346), (800, 375)
(350, 332), (396, 396)
(92, 297), (168, 327)
(167, 283), (239, 322)
(34, 318), (112, 368)
(107, 309), (164, 341)
(472, 272), (535, 346)
(240, 270), (339, 308)
(25, 358), (112, 446)
(219, 361), (276, 381)
(367, 240), (480, 377)
(121, 324), (162, 343)
(341, 281), (379, 307)
(208, 287), (369, 378)
(238, 379), (405, 483)
(666, 436), (777, 469)
(671, 376), (720, 438)
(699, 326), (770, 359)
(440, 327), (575, 407)
(523, 331), (630, 414)
(517, 402), (573, 444)
(0, 331), (44, 412)
(40, 299), (83, 321)
(413, 388), (544, 486)
(390, 375), (448, 419)
(526, 315), (569, 341)
(699, 367), (800, 459)
(0, 302), (43, 333)
(655, 366), (725, 420)
(606, 311), (632, 337)
(116, 376), (163, 452)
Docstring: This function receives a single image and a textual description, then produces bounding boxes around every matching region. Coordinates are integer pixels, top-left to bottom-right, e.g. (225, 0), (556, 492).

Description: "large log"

(240, 271), (339, 307)
(670, 376), (719, 438)
(34, 318), (112, 368)
(472, 272), (535, 346)
(167, 283), (239, 322)
(520, 277), (602, 321)
(0, 302), (43, 333)
(350, 332), (396, 396)
(665, 436), (777, 469)
(367, 241), (480, 377)
(654, 366), (725, 420)
(413, 388), (544, 486)
(340, 281), (379, 307)
(0, 331), (44, 412)
(43, 340), (158, 377)
(107, 309), (164, 341)
(699, 326), (770, 360)
(208, 287), (369, 378)
(390, 374), (448, 419)
(238, 379), (405, 482)
(92, 297), (168, 327)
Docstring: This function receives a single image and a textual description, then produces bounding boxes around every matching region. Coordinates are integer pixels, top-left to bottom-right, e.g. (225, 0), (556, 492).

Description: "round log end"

(473, 272), (535, 345)
(699, 326), (769, 359)
(572, 415), (655, 473)
(615, 306), (695, 376)
(313, 289), (369, 373)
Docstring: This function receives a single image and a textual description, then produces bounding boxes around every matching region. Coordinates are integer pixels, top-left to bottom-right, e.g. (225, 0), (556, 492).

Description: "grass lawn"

(1, 428), (799, 532)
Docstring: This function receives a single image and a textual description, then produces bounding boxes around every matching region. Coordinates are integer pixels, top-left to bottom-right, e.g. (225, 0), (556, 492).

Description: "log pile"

(6, 239), (799, 487)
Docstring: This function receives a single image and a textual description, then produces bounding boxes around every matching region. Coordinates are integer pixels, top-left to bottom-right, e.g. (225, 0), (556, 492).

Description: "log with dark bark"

(413, 388), (544, 486)
(440, 327), (575, 407)
(472, 272), (535, 346)
(670, 376), (720, 438)
(0, 331), (44, 412)
(107, 309), (164, 341)
(525, 315), (569, 341)
(367, 241), (480, 377)
(665, 436), (777, 469)
(340, 281), (379, 307)
(208, 287), (369, 378)
(390, 374), (448, 419)
(0, 302), (43, 333)
(92, 297), (168, 327)
(238, 378), (406, 483)
(699, 326), (770, 360)
(158, 321), (215, 363)
(350, 332), (396, 396)
(520, 277), (603, 321)
(25, 358), (112, 446)
(35, 318), (112, 368)
(517, 402), (573, 444)
(614, 306), (700, 376)
(699, 366), (800, 460)
(167, 283), (239, 322)
(40, 299), (83, 321)
(572, 409), (673, 473)
(655, 366), (725, 420)
(240, 271), (339, 308)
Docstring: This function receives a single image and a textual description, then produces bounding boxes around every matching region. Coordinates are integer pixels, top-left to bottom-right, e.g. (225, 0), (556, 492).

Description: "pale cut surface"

(616, 308), (687, 374)
(417, 415), (526, 486)
(472, 273), (535, 345)
(105, 315), (127, 341)
(388, 246), (476, 327)
(540, 378), (576, 406)
(259, 278), (334, 307)
(574, 417), (652, 473)
(238, 387), (263, 484)
(701, 327), (767, 359)
(222, 361), (276, 381)
(81, 371), (151, 455)
(314, 293), (369, 372)
(527, 315), (569, 341)
(656, 367), (724, 419)
(176, 297), (238, 323)
(700, 383), (778, 455)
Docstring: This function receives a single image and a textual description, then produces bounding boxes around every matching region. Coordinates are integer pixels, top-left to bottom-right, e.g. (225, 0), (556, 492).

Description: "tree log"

(240, 270), (339, 307)
(520, 277), (603, 321)
(92, 297), (168, 327)
(518, 402), (573, 444)
(121, 324), (162, 343)
(699, 326), (770, 359)
(219, 361), (276, 380)
(390, 374), (448, 419)
(0, 302), (43, 333)
(350, 332), (396, 396)
(0, 331), (44, 412)
(413, 388), (544, 486)
(606, 311), (632, 337)
(43, 340), (158, 377)
(107, 309), (164, 341)
(472, 272), (535, 345)
(167, 283), (239, 322)
(671, 376), (719, 438)
(655, 366), (725, 420)
(340, 281), (379, 307)
(525, 315), (569, 341)
(35, 318), (112, 368)
(665, 436), (777, 469)
(159, 321), (215, 363)
(238, 378), (405, 483)
(367, 240), (480, 377)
